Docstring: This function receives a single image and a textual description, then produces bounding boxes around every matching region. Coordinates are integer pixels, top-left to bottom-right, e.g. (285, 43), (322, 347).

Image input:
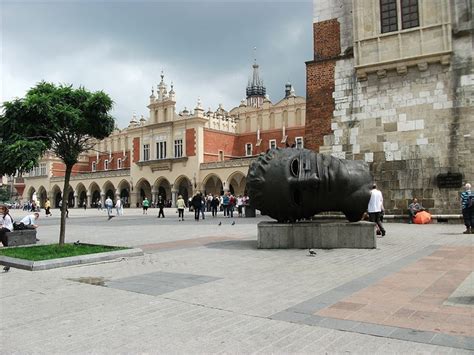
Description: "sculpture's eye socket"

(290, 158), (299, 177)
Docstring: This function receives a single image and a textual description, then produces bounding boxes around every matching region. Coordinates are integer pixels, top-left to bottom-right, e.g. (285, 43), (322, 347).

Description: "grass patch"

(0, 244), (129, 261)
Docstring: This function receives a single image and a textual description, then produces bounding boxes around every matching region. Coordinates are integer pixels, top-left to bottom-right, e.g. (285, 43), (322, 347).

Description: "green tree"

(0, 185), (11, 202)
(0, 82), (115, 245)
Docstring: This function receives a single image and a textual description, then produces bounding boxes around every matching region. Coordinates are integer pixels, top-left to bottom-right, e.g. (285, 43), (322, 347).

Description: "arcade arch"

(174, 175), (193, 204)
(102, 181), (116, 200)
(226, 172), (247, 196)
(51, 185), (62, 208)
(202, 174), (223, 196)
(136, 178), (152, 205)
(37, 186), (47, 207)
(67, 185), (75, 207)
(117, 179), (131, 207)
(26, 186), (36, 202)
(75, 183), (87, 208)
(89, 182), (101, 207)
(154, 177), (171, 202)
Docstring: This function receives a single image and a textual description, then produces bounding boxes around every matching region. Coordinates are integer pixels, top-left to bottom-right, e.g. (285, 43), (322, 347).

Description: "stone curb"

(0, 248), (144, 271)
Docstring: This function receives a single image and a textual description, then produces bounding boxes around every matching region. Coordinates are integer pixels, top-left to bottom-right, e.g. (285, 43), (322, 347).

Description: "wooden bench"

(4, 230), (37, 247)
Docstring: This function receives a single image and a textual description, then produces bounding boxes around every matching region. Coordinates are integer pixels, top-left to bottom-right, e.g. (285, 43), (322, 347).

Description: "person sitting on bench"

(408, 198), (425, 223)
(20, 213), (40, 229)
(20, 213), (40, 241)
(0, 204), (14, 247)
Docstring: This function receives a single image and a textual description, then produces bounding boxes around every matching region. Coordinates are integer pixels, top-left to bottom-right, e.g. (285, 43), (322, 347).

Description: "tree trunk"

(59, 164), (73, 246)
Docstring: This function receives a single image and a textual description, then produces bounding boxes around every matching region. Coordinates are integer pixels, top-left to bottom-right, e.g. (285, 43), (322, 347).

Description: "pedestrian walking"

(44, 198), (52, 217)
(191, 192), (202, 221)
(176, 195), (185, 221)
(105, 196), (113, 218)
(461, 183), (473, 234)
(200, 194), (206, 220)
(142, 197), (150, 214)
(222, 193), (229, 217)
(157, 196), (165, 218)
(211, 195), (219, 217)
(368, 184), (385, 236)
(115, 197), (123, 216)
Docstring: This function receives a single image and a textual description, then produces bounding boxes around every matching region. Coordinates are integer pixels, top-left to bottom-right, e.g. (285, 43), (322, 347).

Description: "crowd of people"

(1, 183), (473, 248)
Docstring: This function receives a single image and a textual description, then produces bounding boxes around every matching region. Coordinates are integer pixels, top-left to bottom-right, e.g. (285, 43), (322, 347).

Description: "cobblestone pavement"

(1, 208), (472, 354)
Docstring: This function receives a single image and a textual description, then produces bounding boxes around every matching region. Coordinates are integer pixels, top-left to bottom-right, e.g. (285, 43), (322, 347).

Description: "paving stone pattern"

(0, 209), (473, 353)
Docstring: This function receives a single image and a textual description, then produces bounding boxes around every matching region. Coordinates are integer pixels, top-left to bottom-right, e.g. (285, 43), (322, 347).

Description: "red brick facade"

(203, 127), (306, 162)
(51, 161), (89, 177)
(305, 19), (340, 151)
(186, 128), (196, 157)
(133, 137), (140, 162)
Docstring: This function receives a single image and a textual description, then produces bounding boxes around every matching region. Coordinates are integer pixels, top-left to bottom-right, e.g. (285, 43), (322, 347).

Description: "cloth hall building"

(18, 63), (306, 208)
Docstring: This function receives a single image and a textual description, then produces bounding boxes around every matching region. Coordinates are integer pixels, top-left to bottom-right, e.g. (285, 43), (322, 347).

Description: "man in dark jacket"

(157, 196), (165, 218)
(191, 193), (203, 221)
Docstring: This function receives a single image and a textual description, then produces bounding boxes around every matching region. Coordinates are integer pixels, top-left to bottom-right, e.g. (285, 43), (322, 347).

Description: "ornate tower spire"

(246, 47), (266, 108)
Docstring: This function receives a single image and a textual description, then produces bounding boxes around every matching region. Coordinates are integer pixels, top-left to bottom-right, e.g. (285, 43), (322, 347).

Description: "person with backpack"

(461, 183), (473, 234)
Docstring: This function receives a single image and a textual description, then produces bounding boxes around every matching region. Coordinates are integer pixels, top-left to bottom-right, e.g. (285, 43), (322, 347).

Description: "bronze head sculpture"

(246, 148), (372, 223)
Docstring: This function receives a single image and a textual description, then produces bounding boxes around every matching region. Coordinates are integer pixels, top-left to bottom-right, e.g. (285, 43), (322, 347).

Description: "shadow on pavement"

(204, 239), (258, 250)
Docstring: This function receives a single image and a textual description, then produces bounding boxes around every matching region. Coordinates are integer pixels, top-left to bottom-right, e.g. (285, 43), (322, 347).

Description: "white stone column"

(73, 192), (78, 208)
(130, 191), (139, 208)
(86, 193), (91, 208)
(100, 191), (105, 206)
(171, 189), (177, 207)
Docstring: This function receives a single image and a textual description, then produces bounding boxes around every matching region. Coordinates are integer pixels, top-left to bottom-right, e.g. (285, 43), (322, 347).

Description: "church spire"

(246, 47), (266, 108)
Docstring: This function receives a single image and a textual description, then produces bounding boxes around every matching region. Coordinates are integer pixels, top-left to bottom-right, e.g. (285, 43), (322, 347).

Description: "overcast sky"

(1, 0), (312, 129)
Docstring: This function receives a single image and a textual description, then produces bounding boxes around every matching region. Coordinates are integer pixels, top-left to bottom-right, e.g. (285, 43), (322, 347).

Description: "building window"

(380, 0), (419, 33)
(245, 143), (253, 157)
(380, 0), (398, 33)
(143, 144), (150, 161)
(295, 137), (304, 149)
(156, 141), (167, 159)
(92, 161), (96, 172)
(218, 150), (224, 161)
(40, 163), (46, 176)
(104, 159), (109, 170)
(269, 139), (277, 150)
(174, 139), (183, 158)
(117, 158), (122, 169)
(401, 0), (419, 29)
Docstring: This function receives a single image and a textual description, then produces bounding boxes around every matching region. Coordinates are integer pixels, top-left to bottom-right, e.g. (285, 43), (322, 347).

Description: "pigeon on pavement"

(231, 221), (235, 225)
(218, 222), (222, 226)
(308, 249), (317, 256)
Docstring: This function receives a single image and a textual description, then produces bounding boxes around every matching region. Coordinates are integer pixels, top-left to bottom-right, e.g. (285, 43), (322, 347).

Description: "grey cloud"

(2, 1), (312, 128)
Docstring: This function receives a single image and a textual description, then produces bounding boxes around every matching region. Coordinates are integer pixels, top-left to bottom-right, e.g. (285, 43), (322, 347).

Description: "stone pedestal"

(5, 230), (37, 247)
(257, 221), (376, 249)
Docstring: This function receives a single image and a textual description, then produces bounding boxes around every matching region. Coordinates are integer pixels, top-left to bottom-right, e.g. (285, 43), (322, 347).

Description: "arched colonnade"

(24, 171), (248, 208)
